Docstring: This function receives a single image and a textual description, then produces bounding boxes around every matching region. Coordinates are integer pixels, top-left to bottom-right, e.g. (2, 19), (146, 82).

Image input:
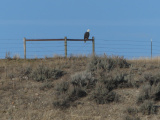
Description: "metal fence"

(0, 38), (158, 59)
(24, 37), (95, 59)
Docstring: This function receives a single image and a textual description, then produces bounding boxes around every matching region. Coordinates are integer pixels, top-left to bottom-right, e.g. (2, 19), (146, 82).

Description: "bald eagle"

(84, 29), (90, 43)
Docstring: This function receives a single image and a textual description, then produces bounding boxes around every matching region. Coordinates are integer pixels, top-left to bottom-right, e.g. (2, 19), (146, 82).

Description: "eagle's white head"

(87, 29), (90, 32)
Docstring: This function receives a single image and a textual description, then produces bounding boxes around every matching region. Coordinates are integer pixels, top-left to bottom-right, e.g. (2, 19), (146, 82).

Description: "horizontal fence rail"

(24, 37), (95, 59)
(25, 39), (93, 41)
(67, 39), (93, 41)
(26, 39), (65, 41)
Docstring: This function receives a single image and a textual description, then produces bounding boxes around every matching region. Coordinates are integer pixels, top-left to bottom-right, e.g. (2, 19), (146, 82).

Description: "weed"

(39, 82), (54, 90)
(99, 71), (129, 91)
(90, 83), (119, 104)
(137, 83), (160, 103)
(18, 66), (32, 80)
(8, 72), (15, 80)
(87, 55), (130, 72)
(139, 100), (157, 115)
(124, 115), (140, 120)
(53, 86), (87, 109)
(127, 74), (144, 88)
(13, 54), (20, 59)
(31, 64), (64, 82)
(5, 52), (11, 59)
(150, 83), (160, 101)
(71, 71), (96, 89)
(21, 66), (32, 76)
(137, 84), (151, 104)
(68, 87), (87, 101)
(53, 95), (70, 109)
(143, 72), (160, 86)
(55, 81), (70, 93)
(49, 69), (64, 80)
(126, 107), (138, 116)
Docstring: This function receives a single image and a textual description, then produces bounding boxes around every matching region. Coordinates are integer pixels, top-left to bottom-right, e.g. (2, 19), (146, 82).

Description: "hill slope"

(0, 56), (160, 120)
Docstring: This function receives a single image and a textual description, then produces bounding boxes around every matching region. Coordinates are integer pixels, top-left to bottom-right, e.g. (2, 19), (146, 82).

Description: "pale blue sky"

(0, 0), (160, 58)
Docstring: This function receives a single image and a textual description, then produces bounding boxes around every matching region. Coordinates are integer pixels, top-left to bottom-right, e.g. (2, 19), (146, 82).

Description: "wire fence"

(0, 38), (158, 59)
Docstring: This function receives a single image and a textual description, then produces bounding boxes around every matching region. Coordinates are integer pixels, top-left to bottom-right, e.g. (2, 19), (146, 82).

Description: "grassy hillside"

(0, 56), (160, 120)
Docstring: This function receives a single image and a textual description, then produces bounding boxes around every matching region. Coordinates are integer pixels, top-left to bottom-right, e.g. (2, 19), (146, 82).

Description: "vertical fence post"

(64, 37), (67, 57)
(23, 37), (26, 59)
(92, 36), (95, 56)
(151, 38), (152, 59)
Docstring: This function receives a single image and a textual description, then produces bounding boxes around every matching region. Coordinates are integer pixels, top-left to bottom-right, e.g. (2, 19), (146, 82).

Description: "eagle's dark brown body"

(84, 32), (90, 43)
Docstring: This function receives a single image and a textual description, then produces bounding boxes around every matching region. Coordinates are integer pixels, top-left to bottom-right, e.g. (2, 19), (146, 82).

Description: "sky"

(1, 0), (160, 59)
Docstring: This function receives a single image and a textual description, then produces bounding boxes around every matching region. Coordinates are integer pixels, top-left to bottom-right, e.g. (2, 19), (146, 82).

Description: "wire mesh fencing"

(0, 38), (158, 59)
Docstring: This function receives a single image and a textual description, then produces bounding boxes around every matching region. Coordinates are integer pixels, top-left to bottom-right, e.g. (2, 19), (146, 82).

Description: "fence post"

(23, 37), (26, 59)
(151, 38), (152, 59)
(64, 37), (67, 57)
(92, 36), (95, 56)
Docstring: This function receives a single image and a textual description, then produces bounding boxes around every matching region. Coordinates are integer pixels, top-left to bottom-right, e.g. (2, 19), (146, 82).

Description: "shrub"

(53, 94), (70, 109)
(137, 84), (151, 104)
(71, 71), (96, 89)
(31, 64), (64, 82)
(139, 100), (157, 115)
(143, 72), (160, 86)
(150, 83), (160, 101)
(90, 84), (119, 104)
(55, 81), (70, 93)
(8, 72), (15, 80)
(68, 87), (87, 101)
(21, 66), (32, 76)
(137, 83), (160, 103)
(87, 55), (130, 72)
(126, 73), (144, 88)
(53, 71), (91, 109)
(126, 107), (138, 116)
(5, 52), (11, 59)
(124, 115), (140, 120)
(53, 86), (87, 109)
(39, 82), (54, 90)
(50, 69), (64, 80)
(124, 107), (140, 120)
(99, 71), (129, 91)
(13, 54), (20, 59)
(18, 66), (32, 80)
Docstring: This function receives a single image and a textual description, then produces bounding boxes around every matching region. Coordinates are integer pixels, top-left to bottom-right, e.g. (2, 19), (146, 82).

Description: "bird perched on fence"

(84, 29), (90, 43)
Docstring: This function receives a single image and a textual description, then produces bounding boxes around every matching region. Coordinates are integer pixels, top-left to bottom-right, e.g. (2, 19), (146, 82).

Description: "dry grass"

(1, 56), (160, 120)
